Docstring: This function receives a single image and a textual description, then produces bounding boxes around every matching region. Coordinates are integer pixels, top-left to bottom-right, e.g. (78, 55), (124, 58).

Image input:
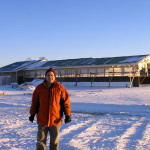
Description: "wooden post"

(75, 74), (78, 86)
(104, 68), (105, 77)
(109, 77), (112, 87)
(113, 67), (114, 76)
(133, 77), (140, 87)
(16, 71), (18, 83)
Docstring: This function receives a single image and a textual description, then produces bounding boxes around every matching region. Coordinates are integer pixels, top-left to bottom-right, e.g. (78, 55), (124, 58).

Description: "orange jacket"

(30, 81), (71, 126)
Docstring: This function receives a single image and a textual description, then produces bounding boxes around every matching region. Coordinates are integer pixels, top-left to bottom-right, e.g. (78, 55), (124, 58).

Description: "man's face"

(45, 71), (55, 84)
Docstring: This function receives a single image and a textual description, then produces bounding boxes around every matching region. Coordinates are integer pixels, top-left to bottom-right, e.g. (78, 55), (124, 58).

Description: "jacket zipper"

(48, 86), (51, 126)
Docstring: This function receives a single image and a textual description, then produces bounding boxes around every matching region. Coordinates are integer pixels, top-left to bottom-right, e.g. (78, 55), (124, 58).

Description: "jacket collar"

(43, 80), (58, 89)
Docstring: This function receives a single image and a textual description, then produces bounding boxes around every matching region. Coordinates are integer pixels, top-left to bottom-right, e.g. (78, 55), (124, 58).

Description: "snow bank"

(17, 84), (35, 91)
(30, 78), (43, 87)
(16, 78), (43, 91)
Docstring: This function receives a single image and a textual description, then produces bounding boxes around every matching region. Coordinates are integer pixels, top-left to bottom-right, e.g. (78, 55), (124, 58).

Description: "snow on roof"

(119, 56), (146, 63)
(24, 60), (47, 69)
(14, 60), (38, 70)
(103, 58), (114, 64)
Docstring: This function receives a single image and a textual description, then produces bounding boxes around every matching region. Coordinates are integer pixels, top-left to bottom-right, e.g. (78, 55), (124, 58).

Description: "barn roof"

(0, 60), (40, 72)
(40, 54), (149, 68)
(0, 54), (149, 72)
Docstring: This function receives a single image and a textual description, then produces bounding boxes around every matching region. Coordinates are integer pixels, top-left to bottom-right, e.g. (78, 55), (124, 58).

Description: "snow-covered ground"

(0, 81), (150, 150)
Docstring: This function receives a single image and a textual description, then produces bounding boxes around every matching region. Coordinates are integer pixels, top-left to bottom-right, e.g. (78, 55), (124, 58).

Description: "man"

(29, 68), (72, 150)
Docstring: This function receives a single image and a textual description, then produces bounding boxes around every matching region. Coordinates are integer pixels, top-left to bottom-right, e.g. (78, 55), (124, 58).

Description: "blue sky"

(0, 0), (150, 67)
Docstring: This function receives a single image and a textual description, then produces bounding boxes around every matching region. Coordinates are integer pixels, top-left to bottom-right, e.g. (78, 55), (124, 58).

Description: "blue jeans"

(36, 124), (61, 150)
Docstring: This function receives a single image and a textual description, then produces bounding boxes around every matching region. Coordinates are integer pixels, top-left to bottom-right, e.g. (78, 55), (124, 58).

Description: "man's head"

(45, 68), (56, 84)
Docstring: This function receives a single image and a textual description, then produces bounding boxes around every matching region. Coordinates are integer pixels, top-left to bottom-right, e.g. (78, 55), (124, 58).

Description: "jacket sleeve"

(61, 86), (72, 116)
(30, 87), (39, 115)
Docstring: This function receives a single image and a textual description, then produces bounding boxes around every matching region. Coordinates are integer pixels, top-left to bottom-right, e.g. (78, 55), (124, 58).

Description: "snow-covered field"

(0, 81), (150, 150)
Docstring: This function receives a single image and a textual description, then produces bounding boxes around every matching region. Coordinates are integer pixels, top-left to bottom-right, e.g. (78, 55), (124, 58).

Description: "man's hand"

(65, 116), (72, 124)
(29, 114), (35, 122)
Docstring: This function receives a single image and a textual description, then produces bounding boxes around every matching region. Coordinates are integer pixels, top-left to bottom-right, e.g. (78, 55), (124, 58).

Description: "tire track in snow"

(59, 119), (94, 150)
(60, 119), (93, 137)
(66, 115), (136, 150)
(68, 118), (104, 150)
(116, 118), (146, 150)
(136, 120), (150, 150)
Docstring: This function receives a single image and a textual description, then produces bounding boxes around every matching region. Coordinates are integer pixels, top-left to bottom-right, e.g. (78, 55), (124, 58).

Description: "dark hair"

(45, 68), (56, 77)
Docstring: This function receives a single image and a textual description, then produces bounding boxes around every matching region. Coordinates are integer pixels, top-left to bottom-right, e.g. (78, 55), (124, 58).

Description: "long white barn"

(24, 54), (150, 78)
(0, 54), (150, 86)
